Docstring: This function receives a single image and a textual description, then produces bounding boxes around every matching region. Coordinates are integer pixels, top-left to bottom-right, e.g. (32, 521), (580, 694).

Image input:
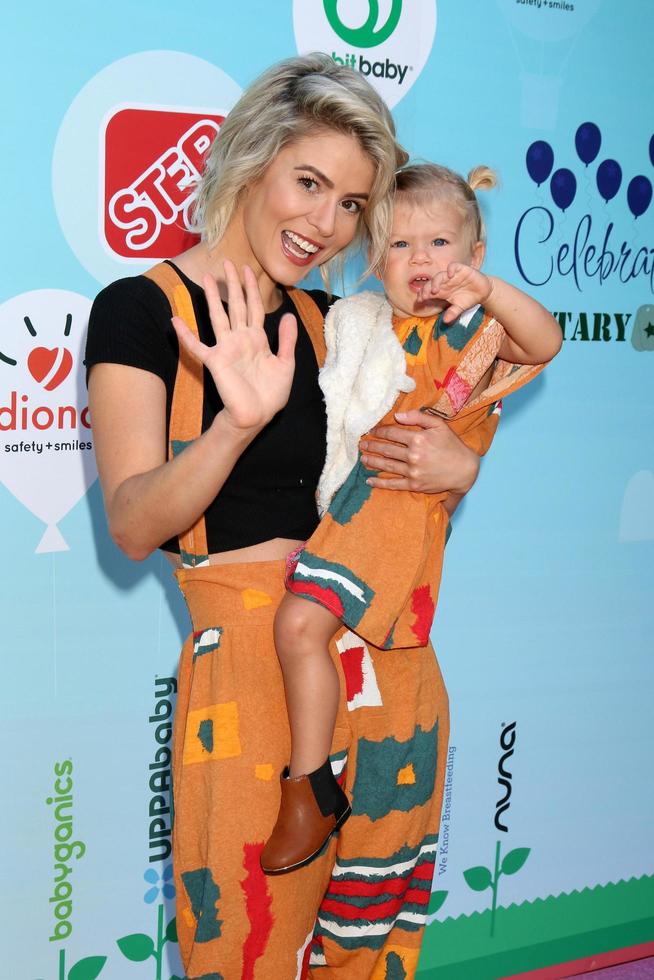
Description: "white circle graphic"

(0, 290), (95, 553)
(293, 0), (437, 109)
(52, 51), (241, 285)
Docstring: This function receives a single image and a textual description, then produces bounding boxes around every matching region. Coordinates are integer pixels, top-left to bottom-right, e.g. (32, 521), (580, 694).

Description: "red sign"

(103, 107), (224, 259)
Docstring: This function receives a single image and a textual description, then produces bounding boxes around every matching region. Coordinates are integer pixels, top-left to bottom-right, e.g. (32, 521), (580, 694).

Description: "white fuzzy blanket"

(316, 291), (415, 515)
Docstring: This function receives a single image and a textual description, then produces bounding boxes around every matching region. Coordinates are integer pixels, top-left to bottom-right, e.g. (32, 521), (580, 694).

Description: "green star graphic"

(645, 322), (654, 338)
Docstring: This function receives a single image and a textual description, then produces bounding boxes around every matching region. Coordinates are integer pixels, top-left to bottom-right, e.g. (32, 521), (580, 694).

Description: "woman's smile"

(281, 229), (323, 265)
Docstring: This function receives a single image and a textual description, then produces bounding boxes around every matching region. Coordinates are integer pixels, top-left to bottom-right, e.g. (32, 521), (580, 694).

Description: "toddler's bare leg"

(262, 593), (349, 874)
(274, 592), (341, 777)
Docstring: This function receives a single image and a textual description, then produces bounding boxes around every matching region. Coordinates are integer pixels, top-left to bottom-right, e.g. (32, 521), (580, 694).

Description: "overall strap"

(287, 288), (327, 368)
(144, 263), (209, 568)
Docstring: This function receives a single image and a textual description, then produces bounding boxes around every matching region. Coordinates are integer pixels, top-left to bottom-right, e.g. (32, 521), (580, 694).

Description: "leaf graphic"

(166, 916), (178, 943)
(501, 847), (531, 876)
(427, 890), (448, 914)
(116, 933), (155, 962)
(463, 865), (493, 892)
(68, 956), (107, 980)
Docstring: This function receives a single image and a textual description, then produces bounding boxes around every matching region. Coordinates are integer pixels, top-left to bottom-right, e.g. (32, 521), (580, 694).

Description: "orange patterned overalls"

(145, 264), (539, 979)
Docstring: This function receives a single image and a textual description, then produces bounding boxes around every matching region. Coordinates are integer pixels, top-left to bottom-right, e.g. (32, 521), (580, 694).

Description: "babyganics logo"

(293, 0), (437, 108)
(462, 723), (531, 937)
(46, 759), (107, 980)
(515, 124), (654, 349)
(0, 290), (96, 553)
(103, 108), (224, 259)
(52, 52), (241, 285)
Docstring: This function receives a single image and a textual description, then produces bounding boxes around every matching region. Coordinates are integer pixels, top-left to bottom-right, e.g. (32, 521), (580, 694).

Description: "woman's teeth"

(283, 230), (320, 258)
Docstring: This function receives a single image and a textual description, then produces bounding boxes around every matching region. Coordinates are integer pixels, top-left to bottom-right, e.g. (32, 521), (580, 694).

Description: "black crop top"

(85, 262), (332, 553)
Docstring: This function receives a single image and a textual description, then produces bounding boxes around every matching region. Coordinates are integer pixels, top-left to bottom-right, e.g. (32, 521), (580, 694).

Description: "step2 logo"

(104, 108), (224, 259)
(293, 0), (437, 108)
(0, 290), (96, 553)
(53, 51), (241, 285)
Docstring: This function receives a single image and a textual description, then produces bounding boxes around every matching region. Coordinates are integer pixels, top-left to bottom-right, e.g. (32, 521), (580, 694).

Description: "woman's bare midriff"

(163, 537), (304, 568)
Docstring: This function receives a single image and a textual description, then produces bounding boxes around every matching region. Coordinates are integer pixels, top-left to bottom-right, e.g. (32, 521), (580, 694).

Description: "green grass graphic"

(418, 874), (654, 979)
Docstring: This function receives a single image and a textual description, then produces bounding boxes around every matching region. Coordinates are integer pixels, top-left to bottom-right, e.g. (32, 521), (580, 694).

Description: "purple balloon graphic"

(526, 140), (554, 187)
(550, 168), (577, 212)
(649, 134), (654, 168)
(575, 122), (601, 166)
(627, 175), (653, 219)
(596, 159), (622, 203)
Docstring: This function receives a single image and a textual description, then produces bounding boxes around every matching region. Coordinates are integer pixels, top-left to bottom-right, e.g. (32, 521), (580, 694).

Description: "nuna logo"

(294, 0), (437, 108)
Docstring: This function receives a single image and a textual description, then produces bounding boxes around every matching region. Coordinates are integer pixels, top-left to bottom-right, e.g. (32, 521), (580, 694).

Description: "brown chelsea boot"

(261, 760), (351, 875)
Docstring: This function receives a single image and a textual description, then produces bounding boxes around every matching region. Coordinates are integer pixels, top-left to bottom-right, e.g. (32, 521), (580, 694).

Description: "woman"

(87, 54), (484, 979)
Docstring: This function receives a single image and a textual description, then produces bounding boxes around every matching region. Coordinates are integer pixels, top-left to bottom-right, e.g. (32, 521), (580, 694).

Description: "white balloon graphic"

(0, 289), (97, 552)
(619, 470), (654, 543)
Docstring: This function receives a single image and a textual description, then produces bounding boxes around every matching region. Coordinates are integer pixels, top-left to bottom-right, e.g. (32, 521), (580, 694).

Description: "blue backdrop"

(2, 3), (652, 978)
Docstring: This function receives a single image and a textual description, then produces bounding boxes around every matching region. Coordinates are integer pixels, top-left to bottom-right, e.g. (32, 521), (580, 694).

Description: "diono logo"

(103, 107), (224, 259)
(294, 0), (437, 109)
(28, 343), (73, 391)
(0, 290), (96, 553)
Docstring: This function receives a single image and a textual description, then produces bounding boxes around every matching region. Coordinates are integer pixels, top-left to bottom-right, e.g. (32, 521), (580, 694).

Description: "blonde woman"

(87, 54), (483, 979)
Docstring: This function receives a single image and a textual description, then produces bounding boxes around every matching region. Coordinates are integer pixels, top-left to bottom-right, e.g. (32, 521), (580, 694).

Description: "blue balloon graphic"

(649, 134), (654, 168)
(575, 122), (601, 166)
(526, 140), (554, 186)
(596, 159), (622, 203)
(627, 175), (653, 219)
(550, 168), (577, 212)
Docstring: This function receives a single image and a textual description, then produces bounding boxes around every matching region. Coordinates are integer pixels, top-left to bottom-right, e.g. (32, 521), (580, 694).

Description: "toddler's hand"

(418, 263), (494, 324)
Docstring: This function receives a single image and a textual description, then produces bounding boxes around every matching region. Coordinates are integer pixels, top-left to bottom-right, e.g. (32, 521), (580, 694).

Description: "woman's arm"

(90, 367), (261, 560)
(90, 262), (297, 561)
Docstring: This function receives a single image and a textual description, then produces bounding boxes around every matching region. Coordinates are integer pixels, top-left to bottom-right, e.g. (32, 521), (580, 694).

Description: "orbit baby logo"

(293, 0), (437, 108)
(103, 107), (224, 259)
(53, 51), (241, 285)
(0, 290), (96, 553)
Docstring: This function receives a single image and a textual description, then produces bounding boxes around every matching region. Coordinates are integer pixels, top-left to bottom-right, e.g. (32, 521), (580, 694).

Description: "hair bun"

(467, 165), (498, 192)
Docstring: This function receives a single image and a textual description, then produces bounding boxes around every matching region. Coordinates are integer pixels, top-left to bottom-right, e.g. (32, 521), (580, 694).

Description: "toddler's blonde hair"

(394, 163), (498, 247)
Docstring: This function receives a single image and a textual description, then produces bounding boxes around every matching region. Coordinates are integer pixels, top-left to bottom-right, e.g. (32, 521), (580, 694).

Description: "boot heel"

(333, 803), (351, 832)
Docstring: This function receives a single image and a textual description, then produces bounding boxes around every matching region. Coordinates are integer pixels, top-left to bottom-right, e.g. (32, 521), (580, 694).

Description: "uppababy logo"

(294, 0), (437, 108)
(325, 0), (402, 47)
(103, 107), (224, 259)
